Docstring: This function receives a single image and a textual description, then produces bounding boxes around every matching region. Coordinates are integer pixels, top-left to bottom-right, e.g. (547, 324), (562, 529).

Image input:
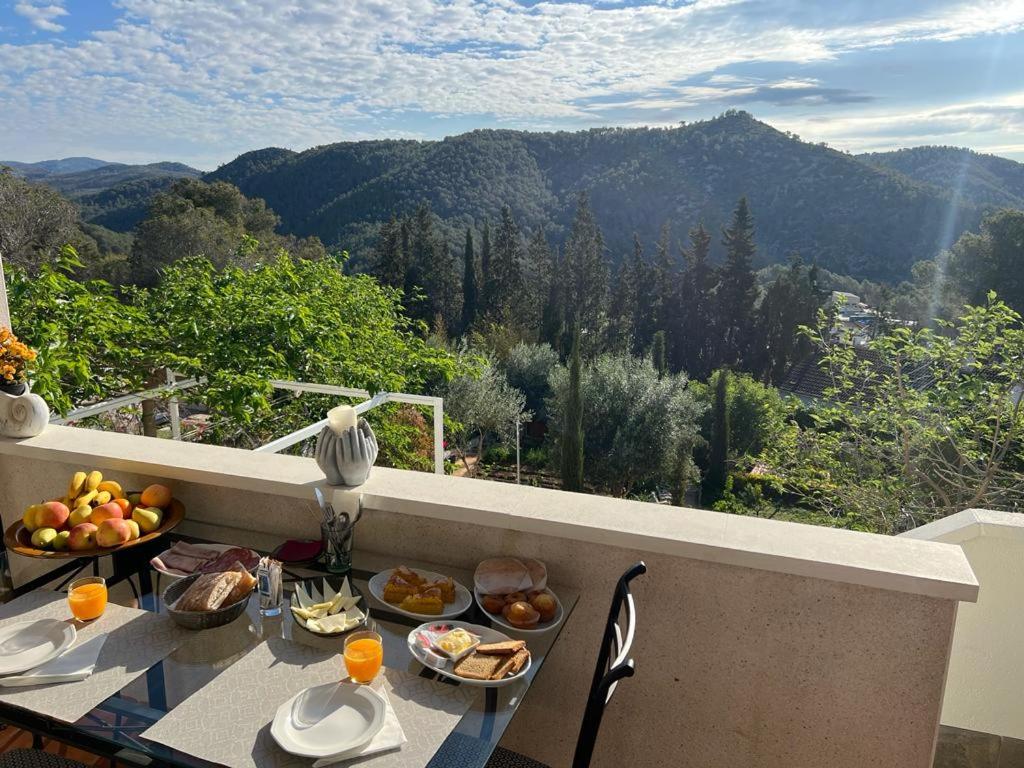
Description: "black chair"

(488, 561), (646, 768)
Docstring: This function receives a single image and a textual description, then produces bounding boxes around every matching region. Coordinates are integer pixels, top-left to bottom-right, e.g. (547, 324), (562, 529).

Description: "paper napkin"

(0, 634), (107, 688)
(312, 686), (407, 767)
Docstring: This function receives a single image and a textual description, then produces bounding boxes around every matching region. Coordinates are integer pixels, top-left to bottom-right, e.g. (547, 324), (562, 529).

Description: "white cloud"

(1, 0), (1023, 164)
(13, 1), (68, 33)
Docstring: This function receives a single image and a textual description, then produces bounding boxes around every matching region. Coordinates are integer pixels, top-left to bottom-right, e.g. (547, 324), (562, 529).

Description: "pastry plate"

(407, 620), (531, 688)
(151, 542), (260, 580)
(473, 587), (564, 635)
(368, 568), (473, 620)
(271, 681), (386, 758)
(0, 619), (77, 676)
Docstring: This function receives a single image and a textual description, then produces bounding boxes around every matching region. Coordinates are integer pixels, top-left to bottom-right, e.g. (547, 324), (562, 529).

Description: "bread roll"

(475, 557), (531, 594)
(176, 572), (243, 612)
(223, 563), (257, 606)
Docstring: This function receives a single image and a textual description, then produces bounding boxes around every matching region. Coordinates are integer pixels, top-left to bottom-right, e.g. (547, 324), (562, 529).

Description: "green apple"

(30, 527), (59, 548)
(51, 531), (71, 551)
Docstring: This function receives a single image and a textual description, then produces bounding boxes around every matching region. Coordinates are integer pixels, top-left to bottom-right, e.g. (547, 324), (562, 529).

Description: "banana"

(94, 491), (112, 505)
(67, 471), (87, 499)
(85, 470), (103, 492)
(74, 490), (98, 507)
(97, 480), (123, 499)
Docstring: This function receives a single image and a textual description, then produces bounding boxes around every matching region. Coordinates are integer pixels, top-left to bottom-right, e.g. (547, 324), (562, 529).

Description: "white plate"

(151, 543), (259, 580)
(0, 620), (77, 676)
(407, 621), (531, 688)
(473, 588), (564, 635)
(271, 681), (386, 758)
(368, 568), (473, 620)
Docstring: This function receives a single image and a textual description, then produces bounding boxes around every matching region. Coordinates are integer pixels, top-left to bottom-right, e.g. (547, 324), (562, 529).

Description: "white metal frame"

(49, 375), (446, 475)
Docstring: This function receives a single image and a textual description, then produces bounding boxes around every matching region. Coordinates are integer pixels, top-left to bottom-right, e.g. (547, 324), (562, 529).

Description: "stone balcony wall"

(0, 426), (979, 768)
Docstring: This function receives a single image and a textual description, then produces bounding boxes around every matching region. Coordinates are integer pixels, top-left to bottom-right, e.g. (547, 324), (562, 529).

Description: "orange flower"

(0, 329), (36, 382)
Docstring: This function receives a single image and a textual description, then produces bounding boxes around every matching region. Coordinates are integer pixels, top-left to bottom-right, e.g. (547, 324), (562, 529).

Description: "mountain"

(2, 156), (112, 179)
(859, 147), (1024, 210)
(207, 113), (1022, 281)
(3, 158), (203, 231)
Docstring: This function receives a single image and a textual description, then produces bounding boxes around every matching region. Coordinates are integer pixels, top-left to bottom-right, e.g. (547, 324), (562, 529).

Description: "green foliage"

(950, 208), (1024, 315)
(550, 342), (702, 496)
(651, 331), (667, 378)
(502, 342), (561, 421)
(0, 168), (79, 271)
(563, 193), (608, 343)
(751, 255), (822, 383)
(717, 197), (758, 367)
(461, 228), (478, 334)
(6, 245), (157, 414)
(776, 295), (1024, 531)
(704, 369), (730, 501)
(558, 325), (585, 492)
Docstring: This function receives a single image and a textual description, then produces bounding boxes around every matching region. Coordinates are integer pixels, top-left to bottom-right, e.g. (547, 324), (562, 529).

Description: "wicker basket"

(163, 572), (252, 630)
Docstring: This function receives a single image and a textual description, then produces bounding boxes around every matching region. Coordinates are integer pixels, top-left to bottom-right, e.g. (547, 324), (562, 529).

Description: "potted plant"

(0, 328), (37, 396)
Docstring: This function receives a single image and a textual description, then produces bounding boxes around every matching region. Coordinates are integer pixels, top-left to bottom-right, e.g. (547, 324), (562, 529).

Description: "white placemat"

(141, 637), (476, 768)
(0, 590), (189, 721)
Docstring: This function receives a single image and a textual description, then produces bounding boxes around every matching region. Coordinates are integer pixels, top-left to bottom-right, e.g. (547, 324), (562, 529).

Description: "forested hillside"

(205, 112), (1020, 281)
(860, 146), (1024, 210)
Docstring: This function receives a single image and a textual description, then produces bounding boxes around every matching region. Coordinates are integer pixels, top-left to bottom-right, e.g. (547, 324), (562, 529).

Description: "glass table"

(0, 534), (578, 768)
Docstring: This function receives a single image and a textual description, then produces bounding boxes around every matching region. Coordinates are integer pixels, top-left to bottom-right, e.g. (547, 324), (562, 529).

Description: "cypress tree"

(539, 245), (564, 352)
(717, 197), (758, 368)
(563, 192), (608, 342)
(524, 226), (554, 334)
(371, 216), (406, 290)
(679, 222), (715, 378)
(487, 205), (524, 324)
(651, 330), (667, 378)
(628, 233), (655, 356)
(561, 323), (585, 492)
(480, 217), (492, 310)
(704, 369), (730, 502)
(461, 227), (477, 334)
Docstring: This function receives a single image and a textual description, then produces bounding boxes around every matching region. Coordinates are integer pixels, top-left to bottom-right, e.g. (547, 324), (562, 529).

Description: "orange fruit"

(140, 484), (172, 509)
(113, 497), (132, 515)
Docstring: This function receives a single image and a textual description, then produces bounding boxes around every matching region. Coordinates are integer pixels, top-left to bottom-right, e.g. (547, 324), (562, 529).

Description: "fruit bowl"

(3, 498), (186, 559)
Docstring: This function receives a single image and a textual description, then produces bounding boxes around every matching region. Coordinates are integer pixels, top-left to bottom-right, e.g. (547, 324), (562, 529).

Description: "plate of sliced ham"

(151, 541), (261, 580)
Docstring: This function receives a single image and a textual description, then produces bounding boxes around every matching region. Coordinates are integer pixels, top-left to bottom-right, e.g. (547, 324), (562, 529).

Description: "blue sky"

(1, 0), (1023, 170)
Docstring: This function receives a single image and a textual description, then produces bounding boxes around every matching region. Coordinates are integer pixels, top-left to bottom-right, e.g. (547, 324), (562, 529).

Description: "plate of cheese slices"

(290, 577), (368, 636)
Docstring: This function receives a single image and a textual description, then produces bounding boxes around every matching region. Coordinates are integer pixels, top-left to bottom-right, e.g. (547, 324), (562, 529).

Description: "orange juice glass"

(343, 630), (383, 683)
(68, 576), (107, 621)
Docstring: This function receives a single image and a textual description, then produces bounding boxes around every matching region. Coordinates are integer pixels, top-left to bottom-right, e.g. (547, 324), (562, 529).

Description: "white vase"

(0, 384), (50, 438)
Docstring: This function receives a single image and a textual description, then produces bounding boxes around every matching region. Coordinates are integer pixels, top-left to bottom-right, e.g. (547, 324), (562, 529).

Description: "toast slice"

(490, 648), (530, 680)
(476, 640), (526, 656)
(453, 652), (505, 680)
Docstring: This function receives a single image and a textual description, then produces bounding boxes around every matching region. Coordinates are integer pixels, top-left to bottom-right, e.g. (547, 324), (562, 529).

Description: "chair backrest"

(572, 561), (646, 768)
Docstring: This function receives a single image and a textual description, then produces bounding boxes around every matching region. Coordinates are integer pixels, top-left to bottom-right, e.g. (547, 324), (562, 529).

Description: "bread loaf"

(222, 563), (257, 606)
(176, 572), (243, 612)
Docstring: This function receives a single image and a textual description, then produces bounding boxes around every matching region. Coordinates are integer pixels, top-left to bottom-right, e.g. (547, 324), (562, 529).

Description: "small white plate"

(151, 543), (260, 580)
(407, 621), (530, 688)
(0, 620), (77, 676)
(368, 568), (472, 620)
(473, 588), (564, 635)
(271, 682), (386, 758)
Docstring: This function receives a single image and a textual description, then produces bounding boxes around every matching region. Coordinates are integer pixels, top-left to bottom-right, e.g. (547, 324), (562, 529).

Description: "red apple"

(96, 518), (131, 547)
(35, 501), (69, 530)
(68, 523), (98, 551)
(90, 502), (124, 526)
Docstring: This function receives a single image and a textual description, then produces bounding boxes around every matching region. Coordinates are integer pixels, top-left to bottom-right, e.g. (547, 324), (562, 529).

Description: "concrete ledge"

(0, 425), (979, 602)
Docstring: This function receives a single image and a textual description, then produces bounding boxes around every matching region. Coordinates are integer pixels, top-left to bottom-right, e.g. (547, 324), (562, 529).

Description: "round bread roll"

(475, 557), (531, 594)
(523, 558), (547, 591)
(505, 601), (540, 628)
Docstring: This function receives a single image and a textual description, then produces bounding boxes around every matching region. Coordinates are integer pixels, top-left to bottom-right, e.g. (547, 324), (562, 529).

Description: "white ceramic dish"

(290, 577), (368, 636)
(473, 588), (564, 635)
(368, 568), (473, 620)
(271, 681), (386, 758)
(151, 543), (260, 580)
(407, 620), (531, 688)
(0, 619), (77, 676)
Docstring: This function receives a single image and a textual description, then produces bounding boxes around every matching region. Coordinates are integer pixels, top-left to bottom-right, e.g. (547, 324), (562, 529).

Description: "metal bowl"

(162, 572), (251, 630)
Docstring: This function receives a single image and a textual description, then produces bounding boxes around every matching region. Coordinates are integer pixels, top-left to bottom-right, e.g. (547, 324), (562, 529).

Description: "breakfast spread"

(19, 470), (174, 552)
(474, 558), (558, 629)
(173, 563), (257, 612)
(382, 565), (457, 616)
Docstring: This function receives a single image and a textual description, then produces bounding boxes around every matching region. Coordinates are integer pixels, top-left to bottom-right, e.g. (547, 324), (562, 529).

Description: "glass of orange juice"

(343, 630), (383, 683)
(68, 576), (107, 621)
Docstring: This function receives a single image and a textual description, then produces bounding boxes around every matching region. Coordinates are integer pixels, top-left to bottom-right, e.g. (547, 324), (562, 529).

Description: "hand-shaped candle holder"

(315, 418), (379, 486)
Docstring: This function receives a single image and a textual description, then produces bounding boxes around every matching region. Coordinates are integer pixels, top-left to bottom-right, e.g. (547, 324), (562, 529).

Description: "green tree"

(563, 193), (608, 343)
(539, 245), (564, 352)
(486, 205), (524, 325)
(717, 198), (758, 368)
(559, 325), (585, 492)
(502, 342), (561, 421)
(779, 295), (1024, 531)
(0, 168), (78, 272)
(372, 216), (408, 290)
(678, 223), (716, 378)
(461, 227), (478, 335)
(704, 368), (730, 502)
(651, 331), (667, 378)
(950, 209), (1024, 314)
(523, 226), (554, 335)
(480, 217), (492, 309)
(753, 254), (821, 384)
